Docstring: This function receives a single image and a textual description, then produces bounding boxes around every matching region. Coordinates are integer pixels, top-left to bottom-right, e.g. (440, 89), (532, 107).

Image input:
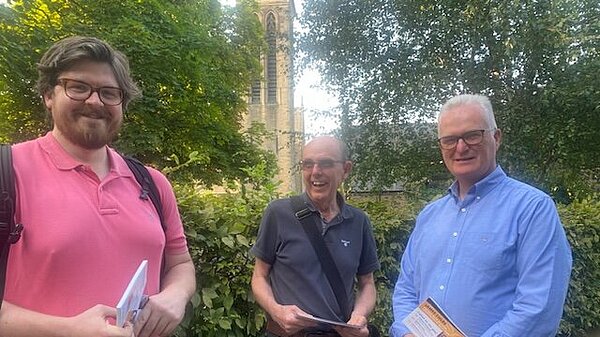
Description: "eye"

(464, 131), (482, 142)
(101, 88), (122, 100)
(319, 160), (335, 168)
(440, 136), (457, 146)
(67, 82), (90, 93)
(301, 161), (315, 169)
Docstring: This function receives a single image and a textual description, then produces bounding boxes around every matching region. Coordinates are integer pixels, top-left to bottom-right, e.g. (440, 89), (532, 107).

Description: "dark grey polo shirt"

(251, 193), (380, 322)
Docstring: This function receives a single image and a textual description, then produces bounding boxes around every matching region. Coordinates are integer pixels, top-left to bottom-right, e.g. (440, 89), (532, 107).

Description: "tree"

(0, 0), (274, 185)
(298, 0), (600, 199)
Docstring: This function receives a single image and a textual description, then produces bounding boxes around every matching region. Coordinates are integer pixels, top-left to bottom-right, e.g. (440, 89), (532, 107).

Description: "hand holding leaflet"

(297, 312), (362, 329)
(402, 297), (466, 337)
(116, 260), (148, 327)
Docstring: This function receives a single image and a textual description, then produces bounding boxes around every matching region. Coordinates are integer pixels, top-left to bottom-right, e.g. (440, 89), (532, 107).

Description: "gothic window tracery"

(266, 12), (277, 104)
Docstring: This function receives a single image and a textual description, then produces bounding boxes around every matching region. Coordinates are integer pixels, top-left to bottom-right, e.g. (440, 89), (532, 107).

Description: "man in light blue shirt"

(390, 94), (572, 337)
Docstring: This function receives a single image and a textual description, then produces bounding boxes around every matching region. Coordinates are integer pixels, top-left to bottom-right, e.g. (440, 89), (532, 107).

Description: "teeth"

(312, 182), (326, 186)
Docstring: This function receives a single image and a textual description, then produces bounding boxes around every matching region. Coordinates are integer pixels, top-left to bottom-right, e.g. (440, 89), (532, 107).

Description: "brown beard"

(54, 109), (122, 149)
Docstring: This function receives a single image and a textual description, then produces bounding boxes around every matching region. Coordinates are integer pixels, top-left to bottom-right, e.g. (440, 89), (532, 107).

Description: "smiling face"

(438, 102), (501, 194)
(301, 136), (352, 211)
(44, 60), (123, 150)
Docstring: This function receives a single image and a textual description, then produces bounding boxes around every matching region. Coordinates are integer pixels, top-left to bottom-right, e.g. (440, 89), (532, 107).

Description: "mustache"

(77, 108), (111, 120)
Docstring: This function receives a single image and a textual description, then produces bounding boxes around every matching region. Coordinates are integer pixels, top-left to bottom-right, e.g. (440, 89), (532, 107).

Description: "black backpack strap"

(290, 195), (350, 321)
(0, 144), (23, 310)
(122, 155), (167, 285)
(122, 155), (166, 232)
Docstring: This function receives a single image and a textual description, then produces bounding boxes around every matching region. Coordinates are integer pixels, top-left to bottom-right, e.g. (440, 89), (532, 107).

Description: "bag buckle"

(294, 207), (313, 220)
(8, 223), (23, 244)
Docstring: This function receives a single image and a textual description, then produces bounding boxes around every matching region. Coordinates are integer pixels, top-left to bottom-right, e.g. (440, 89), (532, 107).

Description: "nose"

(85, 91), (103, 105)
(310, 164), (323, 174)
(455, 138), (469, 152)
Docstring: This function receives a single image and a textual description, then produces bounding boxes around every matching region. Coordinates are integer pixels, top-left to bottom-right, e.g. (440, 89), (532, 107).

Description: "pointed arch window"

(266, 13), (277, 104)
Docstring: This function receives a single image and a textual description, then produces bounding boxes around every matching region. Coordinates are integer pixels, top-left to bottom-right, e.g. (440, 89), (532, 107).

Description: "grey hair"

(36, 36), (141, 110)
(305, 135), (351, 161)
(438, 94), (497, 135)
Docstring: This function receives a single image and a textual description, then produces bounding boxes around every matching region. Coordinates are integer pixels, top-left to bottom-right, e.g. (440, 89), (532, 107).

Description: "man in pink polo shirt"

(0, 36), (196, 337)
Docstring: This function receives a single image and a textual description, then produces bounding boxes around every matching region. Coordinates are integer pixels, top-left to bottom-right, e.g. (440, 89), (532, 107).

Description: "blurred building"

(244, 0), (303, 194)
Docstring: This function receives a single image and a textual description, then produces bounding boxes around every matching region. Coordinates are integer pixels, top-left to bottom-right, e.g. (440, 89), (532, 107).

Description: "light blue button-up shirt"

(390, 166), (572, 337)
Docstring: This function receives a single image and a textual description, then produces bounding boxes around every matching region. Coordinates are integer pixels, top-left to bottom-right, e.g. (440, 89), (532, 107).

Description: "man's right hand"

(270, 304), (317, 335)
(0, 301), (133, 337)
(67, 304), (133, 337)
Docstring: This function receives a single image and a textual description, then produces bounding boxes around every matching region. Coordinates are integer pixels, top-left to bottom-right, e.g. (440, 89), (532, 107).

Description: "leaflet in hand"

(116, 260), (148, 327)
(402, 297), (466, 337)
(298, 312), (362, 329)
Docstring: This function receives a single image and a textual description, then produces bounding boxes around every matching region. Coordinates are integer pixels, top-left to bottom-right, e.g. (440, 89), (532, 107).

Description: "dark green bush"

(345, 195), (423, 333)
(173, 162), (280, 337)
(558, 197), (600, 336)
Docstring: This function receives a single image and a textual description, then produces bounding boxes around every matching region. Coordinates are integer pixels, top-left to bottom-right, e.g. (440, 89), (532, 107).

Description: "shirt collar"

(301, 192), (354, 220)
(448, 165), (507, 200)
(37, 132), (133, 178)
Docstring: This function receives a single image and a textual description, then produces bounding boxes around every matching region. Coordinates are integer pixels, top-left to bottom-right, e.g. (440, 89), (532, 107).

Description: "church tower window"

(266, 13), (277, 104)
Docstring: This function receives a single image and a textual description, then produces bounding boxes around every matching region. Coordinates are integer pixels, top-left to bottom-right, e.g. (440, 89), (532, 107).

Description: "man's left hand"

(133, 291), (186, 337)
(334, 314), (369, 337)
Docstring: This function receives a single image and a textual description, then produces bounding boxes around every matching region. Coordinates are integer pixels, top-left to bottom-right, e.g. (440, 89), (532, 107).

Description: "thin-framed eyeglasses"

(437, 129), (495, 150)
(57, 78), (124, 106)
(299, 159), (345, 170)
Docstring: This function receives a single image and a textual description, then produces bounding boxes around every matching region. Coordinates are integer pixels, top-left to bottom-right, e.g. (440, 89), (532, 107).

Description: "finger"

(144, 315), (166, 337)
(157, 320), (179, 337)
(124, 323), (135, 337)
(133, 307), (151, 336)
(136, 309), (164, 337)
(107, 321), (134, 337)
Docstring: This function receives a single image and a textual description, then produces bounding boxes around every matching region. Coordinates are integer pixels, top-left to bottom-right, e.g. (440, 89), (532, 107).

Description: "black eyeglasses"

(438, 129), (495, 150)
(57, 78), (124, 106)
(299, 159), (345, 170)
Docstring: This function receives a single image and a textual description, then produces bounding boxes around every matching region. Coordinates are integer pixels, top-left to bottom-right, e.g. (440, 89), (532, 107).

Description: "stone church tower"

(245, 0), (303, 193)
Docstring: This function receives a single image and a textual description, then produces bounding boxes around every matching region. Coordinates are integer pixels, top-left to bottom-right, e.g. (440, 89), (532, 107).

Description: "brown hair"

(36, 36), (141, 110)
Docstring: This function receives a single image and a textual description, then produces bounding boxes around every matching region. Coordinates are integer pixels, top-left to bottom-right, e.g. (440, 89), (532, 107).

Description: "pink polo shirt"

(5, 132), (189, 317)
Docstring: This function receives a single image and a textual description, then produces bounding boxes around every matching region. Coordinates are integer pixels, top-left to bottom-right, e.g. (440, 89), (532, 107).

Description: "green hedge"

(559, 197), (600, 336)
(172, 167), (281, 337)
(174, 183), (600, 337)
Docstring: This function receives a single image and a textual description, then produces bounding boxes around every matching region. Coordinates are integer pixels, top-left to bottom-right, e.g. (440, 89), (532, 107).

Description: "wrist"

(266, 302), (285, 319)
(349, 312), (368, 325)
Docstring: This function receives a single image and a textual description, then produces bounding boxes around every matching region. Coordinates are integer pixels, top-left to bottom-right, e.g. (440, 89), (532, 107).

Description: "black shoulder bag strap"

(0, 144), (23, 310)
(122, 155), (165, 232)
(121, 155), (167, 285)
(290, 195), (350, 321)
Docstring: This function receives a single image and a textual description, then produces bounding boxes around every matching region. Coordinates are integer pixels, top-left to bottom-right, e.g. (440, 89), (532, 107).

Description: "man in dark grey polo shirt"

(251, 136), (380, 337)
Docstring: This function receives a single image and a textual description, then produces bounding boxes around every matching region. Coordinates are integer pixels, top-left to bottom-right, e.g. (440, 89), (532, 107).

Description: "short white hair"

(438, 94), (497, 135)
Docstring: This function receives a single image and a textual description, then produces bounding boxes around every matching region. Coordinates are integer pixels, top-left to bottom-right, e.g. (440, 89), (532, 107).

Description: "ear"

(42, 90), (54, 112)
(342, 160), (353, 179)
(494, 128), (502, 149)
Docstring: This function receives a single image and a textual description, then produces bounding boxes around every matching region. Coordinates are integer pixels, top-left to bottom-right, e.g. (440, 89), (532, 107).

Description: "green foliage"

(298, 0), (600, 198)
(558, 197), (600, 336)
(344, 121), (449, 193)
(345, 194), (425, 333)
(0, 0), (267, 185)
(173, 162), (281, 337)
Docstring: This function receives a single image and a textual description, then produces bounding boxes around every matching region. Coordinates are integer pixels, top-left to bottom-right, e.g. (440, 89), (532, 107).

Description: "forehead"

(438, 103), (487, 134)
(59, 60), (118, 86)
(302, 138), (342, 159)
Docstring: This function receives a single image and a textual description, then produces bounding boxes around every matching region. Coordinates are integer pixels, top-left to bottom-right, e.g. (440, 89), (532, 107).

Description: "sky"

(292, 0), (339, 136)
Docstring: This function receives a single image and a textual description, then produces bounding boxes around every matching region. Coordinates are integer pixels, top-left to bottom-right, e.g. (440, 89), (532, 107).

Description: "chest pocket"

(463, 232), (505, 272)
